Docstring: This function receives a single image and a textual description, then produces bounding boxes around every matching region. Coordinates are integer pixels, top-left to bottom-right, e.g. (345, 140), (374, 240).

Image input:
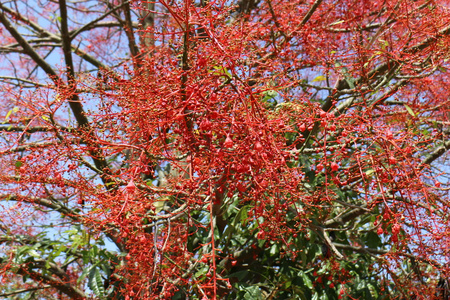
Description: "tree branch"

(0, 125), (68, 133)
(16, 267), (86, 300)
(419, 140), (450, 169)
(0, 285), (51, 297)
(0, 10), (58, 79)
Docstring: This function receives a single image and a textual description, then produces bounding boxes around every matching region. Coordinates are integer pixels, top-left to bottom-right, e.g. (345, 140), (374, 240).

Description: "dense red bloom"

(0, 0), (449, 299)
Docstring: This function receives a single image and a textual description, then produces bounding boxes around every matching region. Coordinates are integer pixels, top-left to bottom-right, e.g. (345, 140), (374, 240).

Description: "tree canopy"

(0, 0), (449, 299)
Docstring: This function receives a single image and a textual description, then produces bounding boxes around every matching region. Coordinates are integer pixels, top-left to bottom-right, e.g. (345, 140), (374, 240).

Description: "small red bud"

(200, 118), (212, 130)
(125, 179), (136, 193)
(388, 156), (396, 164)
(224, 135), (233, 148)
(386, 129), (393, 140)
(331, 162), (339, 171)
(257, 230), (265, 239)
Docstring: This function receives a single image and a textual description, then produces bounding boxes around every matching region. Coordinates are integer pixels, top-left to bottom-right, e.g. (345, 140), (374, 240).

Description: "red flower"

(331, 162), (339, 172)
(224, 135), (233, 148)
(125, 179), (136, 194)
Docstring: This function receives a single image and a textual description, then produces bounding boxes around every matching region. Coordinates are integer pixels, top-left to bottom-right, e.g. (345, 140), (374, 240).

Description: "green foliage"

(88, 266), (106, 299)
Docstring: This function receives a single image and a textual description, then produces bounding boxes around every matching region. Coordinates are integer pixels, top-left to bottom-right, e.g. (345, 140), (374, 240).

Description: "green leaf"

(28, 250), (40, 258)
(52, 245), (66, 261)
(300, 249), (307, 268)
(89, 267), (105, 299)
(194, 265), (209, 278)
(300, 271), (313, 289)
(242, 286), (262, 300)
(312, 75), (326, 82)
(262, 90), (278, 99)
(363, 231), (381, 249)
(269, 243), (278, 256)
(365, 169), (374, 176)
(320, 293), (329, 300)
(4, 109), (12, 123)
(240, 205), (249, 225)
(153, 199), (166, 213)
(4, 107), (19, 123)
(228, 270), (249, 281)
(78, 264), (94, 284)
(404, 104), (416, 117)
(285, 280), (292, 289)
(209, 66), (232, 79)
(15, 161), (23, 168)
(330, 20), (345, 25)
(99, 261), (112, 278)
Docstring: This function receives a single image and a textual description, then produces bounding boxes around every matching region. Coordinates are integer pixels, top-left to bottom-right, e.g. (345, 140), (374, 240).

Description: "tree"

(0, 0), (449, 299)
